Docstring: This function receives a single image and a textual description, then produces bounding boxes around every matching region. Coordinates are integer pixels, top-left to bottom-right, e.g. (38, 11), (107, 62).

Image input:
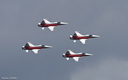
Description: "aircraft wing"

(48, 26), (55, 31)
(73, 57), (80, 62)
(32, 49), (39, 54)
(80, 39), (87, 44)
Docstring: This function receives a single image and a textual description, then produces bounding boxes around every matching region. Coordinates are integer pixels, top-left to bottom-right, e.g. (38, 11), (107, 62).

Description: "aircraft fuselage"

(22, 45), (52, 50)
(38, 22), (66, 27)
(39, 24), (58, 27)
(64, 54), (83, 58)
(72, 36), (90, 40)
(22, 46), (43, 50)
(63, 53), (91, 58)
(23, 47), (43, 50)
(70, 35), (99, 40)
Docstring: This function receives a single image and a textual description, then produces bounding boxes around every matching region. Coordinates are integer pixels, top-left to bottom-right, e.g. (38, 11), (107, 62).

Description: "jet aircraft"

(22, 42), (52, 54)
(38, 19), (68, 31)
(70, 31), (100, 44)
(63, 50), (93, 62)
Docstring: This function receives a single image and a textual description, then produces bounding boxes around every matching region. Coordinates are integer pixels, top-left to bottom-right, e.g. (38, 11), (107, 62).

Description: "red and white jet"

(38, 19), (68, 31)
(70, 31), (100, 44)
(22, 42), (52, 54)
(63, 50), (93, 62)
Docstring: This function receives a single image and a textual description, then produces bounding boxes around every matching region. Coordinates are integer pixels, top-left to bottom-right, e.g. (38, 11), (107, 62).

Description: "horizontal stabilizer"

(66, 58), (69, 60)
(25, 50), (29, 53)
(42, 27), (44, 30)
(73, 40), (76, 43)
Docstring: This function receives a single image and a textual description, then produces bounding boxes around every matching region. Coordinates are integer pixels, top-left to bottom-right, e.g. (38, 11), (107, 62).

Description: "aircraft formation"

(22, 19), (100, 62)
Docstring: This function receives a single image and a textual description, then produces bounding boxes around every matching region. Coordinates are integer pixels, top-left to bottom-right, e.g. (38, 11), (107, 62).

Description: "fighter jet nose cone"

(65, 22), (68, 24)
(85, 53), (93, 56)
(49, 46), (53, 48)
(96, 35), (100, 37)
(45, 45), (52, 48)
(61, 22), (68, 25)
(90, 54), (93, 56)
(92, 35), (100, 38)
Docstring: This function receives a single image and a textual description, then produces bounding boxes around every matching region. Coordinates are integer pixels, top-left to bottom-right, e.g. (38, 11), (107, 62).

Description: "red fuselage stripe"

(41, 24), (58, 27)
(65, 55), (83, 57)
(72, 36), (89, 39)
(25, 47), (42, 50)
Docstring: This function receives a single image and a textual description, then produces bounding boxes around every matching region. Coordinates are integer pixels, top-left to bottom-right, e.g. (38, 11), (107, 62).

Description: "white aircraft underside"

(73, 39), (87, 44)
(25, 49), (39, 54)
(42, 26), (55, 31)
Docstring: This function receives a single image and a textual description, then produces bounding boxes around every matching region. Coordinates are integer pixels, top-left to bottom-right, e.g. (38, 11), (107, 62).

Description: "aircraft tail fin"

(74, 31), (83, 37)
(66, 50), (75, 55)
(43, 19), (51, 24)
(27, 42), (34, 47)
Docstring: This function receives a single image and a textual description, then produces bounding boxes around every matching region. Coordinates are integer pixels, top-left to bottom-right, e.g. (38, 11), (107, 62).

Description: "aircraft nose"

(44, 45), (52, 48)
(92, 35), (100, 38)
(61, 22), (68, 25)
(85, 53), (93, 56)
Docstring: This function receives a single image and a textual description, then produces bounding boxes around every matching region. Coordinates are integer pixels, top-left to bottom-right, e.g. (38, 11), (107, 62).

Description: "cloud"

(71, 57), (128, 80)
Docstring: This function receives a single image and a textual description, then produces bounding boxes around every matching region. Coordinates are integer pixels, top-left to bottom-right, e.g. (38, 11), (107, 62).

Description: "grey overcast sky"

(0, 0), (128, 80)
